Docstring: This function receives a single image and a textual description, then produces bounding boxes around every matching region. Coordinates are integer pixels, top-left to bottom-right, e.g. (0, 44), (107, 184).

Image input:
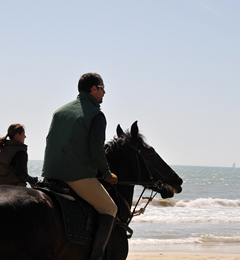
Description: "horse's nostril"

(160, 185), (174, 199)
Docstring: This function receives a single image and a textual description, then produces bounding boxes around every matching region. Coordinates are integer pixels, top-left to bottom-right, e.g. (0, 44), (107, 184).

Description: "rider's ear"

(130, 121), (139, 140)
(116, 124), (124, 137)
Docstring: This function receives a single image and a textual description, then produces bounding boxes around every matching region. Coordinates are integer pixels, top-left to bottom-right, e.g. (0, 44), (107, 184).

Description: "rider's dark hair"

(0, 123), (25, 147)
(78, 73), (102, 93)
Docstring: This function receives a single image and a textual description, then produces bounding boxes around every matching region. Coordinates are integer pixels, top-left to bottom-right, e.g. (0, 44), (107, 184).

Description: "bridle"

(110, 145), (171, 236)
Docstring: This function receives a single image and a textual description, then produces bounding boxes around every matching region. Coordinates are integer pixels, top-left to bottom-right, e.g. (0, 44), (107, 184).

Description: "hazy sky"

(1, 0), (239, 167)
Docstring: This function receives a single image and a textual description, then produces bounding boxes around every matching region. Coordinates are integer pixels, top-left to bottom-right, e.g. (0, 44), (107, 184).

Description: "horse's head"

(105, 121), (183, 199)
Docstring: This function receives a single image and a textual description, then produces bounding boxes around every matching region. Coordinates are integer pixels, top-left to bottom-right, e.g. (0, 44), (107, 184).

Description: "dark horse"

(0, 121), (182, 260)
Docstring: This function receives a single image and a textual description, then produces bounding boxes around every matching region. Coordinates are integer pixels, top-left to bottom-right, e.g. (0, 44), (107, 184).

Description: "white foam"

(175, 198), (240, 208)
(131, 204), (240, 223)
(129, 234), (240, 246)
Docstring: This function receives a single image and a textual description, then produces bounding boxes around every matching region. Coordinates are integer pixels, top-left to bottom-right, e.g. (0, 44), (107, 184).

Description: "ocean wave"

(130, 202), (240, 223)
(131, 214), (240, 224)
(132, 198), (240, 208)
(200, 234), (240, 244)
(129, 234), (240, 245)
(129, 237), (201, 246)
(176, 198), (240, 208)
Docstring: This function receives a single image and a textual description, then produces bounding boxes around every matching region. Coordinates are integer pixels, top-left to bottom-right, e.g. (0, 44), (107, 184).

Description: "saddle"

(35, 178), (97, 245)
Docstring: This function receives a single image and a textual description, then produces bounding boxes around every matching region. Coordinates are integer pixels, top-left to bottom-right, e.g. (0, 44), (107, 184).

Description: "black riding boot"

(88, 214), (115, 260)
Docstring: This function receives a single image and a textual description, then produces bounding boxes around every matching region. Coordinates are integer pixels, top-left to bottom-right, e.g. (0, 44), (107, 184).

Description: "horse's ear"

(130, 121), (139, 139)
(117, 124), (124, 137)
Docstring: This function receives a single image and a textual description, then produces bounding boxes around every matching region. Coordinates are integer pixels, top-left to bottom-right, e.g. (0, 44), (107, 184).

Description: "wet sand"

(127, 252), (240, 260)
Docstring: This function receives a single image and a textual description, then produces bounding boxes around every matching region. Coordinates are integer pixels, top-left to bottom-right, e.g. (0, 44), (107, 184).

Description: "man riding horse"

(42, 72), (117, 260)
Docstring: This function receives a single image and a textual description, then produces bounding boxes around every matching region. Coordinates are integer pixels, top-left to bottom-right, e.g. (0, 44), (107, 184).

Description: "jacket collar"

(5, 140), (27, 150)
(78, 92), (100, 109)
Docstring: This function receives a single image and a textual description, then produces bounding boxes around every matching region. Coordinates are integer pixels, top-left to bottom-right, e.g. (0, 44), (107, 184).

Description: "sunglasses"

(97, 85), (105, 90)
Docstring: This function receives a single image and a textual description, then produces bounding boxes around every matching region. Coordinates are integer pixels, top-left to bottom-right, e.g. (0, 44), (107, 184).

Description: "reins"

(127, 185), (158, 225)
(106, 181), (161, 239)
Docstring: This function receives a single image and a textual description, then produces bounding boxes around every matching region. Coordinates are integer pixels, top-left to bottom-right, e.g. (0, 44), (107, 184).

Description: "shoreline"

(129, 243), (240, 254)
(127, 243), (240, 259)
(127, 252), (240, 260)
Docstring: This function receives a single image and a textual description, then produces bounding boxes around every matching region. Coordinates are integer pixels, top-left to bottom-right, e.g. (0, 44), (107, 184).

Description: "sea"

(29, 161), (240, 254)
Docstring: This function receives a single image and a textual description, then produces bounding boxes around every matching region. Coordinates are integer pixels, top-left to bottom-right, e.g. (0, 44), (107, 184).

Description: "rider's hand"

(105, 173), (118, 185)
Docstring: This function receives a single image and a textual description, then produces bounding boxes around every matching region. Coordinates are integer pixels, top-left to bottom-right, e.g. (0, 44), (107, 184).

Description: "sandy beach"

(127, 252), (240, 260)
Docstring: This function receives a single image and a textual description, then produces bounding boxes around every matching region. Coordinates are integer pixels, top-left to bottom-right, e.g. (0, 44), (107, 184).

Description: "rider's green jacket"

(42, 92), (111, 181)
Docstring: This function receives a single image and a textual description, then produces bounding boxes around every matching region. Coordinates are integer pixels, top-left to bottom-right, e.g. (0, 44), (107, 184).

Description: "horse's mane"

(105, 129), (149, 157)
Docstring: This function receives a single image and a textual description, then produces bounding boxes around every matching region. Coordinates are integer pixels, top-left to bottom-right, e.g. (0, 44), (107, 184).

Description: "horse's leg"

(105, 225), (129, 260)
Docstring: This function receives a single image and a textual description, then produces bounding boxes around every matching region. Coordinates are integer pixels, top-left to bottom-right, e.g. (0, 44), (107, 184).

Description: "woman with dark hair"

(0, 123), (38, 187)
